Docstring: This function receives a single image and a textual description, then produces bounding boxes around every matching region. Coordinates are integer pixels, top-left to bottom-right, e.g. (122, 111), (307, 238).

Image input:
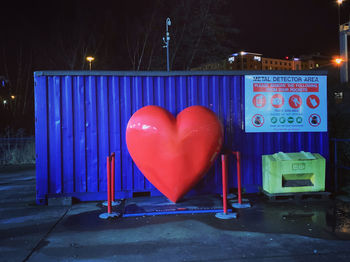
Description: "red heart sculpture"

(126, 105), (223, 203)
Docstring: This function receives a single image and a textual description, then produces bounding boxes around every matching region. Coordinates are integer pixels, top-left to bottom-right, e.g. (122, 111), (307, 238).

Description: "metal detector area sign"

(244, 75), (327, 133)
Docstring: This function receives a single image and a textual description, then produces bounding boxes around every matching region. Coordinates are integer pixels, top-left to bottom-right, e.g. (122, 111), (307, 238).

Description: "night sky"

(232, 0), (344, 58)
(0, 0), (348, 133)
(0, 0), (347, 67)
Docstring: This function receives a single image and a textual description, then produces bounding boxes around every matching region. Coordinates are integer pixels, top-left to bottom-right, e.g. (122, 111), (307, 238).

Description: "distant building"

(192, 51), (329, 71)
(227, 52), (263, 70)
(299, 53), (330, 69)
(228, 52), (318, 71)
(261, 57), (293, 71)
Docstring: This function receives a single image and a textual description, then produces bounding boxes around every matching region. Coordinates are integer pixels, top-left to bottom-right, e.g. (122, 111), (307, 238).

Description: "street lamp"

(333, 56), (346, 82)
(334, 57), (344, 65)
(337, 0), (344, 28)
(86, 56), (95, 71)
(240, 51), (246, 70)
(162, 18), (171, 71)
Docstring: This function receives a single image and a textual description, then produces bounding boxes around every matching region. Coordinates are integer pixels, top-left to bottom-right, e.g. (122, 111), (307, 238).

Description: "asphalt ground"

(1, 166), (350, 262)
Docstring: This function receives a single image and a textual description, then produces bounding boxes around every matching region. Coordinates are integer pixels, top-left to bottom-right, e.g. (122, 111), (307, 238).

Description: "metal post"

(111, 152), (115, 202)
(166, 38), (170, 72)
(107, 156), (112, 214)
(338, 4), (341, 29)
(215, 154), (237, 219)
(99, 154), (119, 219)
(102, 152), (120, 208)
(231, 151), (250, 209)
(86, 56), (94, 71)
(339, 26), (348, 83)
(163, 18), (171, 71)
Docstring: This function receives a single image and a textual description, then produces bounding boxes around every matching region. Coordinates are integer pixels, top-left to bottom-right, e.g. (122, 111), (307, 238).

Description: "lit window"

(335, 91), (343, 99)
(253, 56), (261, 61)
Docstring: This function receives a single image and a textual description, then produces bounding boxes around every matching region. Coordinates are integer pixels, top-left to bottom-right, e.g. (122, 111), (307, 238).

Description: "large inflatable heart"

(126, 105), (223, 203)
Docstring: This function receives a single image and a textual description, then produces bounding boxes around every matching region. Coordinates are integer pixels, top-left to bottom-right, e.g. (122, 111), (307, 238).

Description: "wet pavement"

(1, 166), (350, 261)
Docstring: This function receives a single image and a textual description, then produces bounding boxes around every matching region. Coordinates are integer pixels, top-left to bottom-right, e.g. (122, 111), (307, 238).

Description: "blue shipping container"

(34, 71), (329, 204)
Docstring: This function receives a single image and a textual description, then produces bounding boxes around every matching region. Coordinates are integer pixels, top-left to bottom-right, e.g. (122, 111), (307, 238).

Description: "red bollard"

(216, 154), (236, 219)
(107, 156), (112, 214)
(231, 151), (250, 209)
(221, 154), (228, 214)
(111, 152), (115, 203)
(99, 153), (120, 219)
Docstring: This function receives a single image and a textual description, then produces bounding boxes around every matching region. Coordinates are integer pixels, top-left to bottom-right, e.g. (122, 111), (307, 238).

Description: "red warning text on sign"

(253, 83), (319, 93)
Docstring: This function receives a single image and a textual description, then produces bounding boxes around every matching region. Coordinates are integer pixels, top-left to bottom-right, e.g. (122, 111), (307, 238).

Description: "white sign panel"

(244, 75), (327, 133)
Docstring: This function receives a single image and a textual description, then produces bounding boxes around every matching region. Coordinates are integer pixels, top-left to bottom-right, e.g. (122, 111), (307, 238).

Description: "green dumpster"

(262, 151), (325, 194)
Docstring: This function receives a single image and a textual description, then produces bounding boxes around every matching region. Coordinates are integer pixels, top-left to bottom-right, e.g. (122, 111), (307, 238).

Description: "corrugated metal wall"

(34, 71), (329, 204)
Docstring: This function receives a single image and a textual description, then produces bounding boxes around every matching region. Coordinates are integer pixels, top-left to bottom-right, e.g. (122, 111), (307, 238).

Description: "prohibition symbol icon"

(306, 95), (320, 109)
(289, 95), (302, 109)
(253, 94), (266, 108)
(271, 94), (284, 108)
(308, 113), (321, 127)
(252, 114), (264, 127)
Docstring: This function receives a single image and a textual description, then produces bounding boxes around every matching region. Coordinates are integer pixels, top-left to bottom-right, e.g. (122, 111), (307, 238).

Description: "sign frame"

(244, 75), (327, 133)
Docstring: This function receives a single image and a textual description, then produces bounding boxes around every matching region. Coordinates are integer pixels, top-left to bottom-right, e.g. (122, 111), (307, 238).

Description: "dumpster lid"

(273, 151), (316, 161)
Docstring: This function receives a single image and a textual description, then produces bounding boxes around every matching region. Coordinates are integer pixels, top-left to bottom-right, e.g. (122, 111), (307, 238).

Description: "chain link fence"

(0, 137), (35, 165)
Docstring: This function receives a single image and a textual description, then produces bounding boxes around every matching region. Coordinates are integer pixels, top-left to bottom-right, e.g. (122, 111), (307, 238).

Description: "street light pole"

(338, 0), (342, 28)
(86, 56), (95, 71)
(163, 18), (171, 71)
(339, 24), (349, 83)
(337, 0), (344, 30)
(337, 0), (349, 83)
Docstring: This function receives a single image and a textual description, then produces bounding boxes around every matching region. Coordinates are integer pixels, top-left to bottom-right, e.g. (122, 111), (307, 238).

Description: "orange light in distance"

(334, 57), (344, 65)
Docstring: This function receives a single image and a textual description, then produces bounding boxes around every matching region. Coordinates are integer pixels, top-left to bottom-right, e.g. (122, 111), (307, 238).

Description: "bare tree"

(185, 0), (212, 70)
(167, 0), (238, 70)
(125, 3), (159, 71)
(1, 46), (33, 118)
(45, 5), (109, 70)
